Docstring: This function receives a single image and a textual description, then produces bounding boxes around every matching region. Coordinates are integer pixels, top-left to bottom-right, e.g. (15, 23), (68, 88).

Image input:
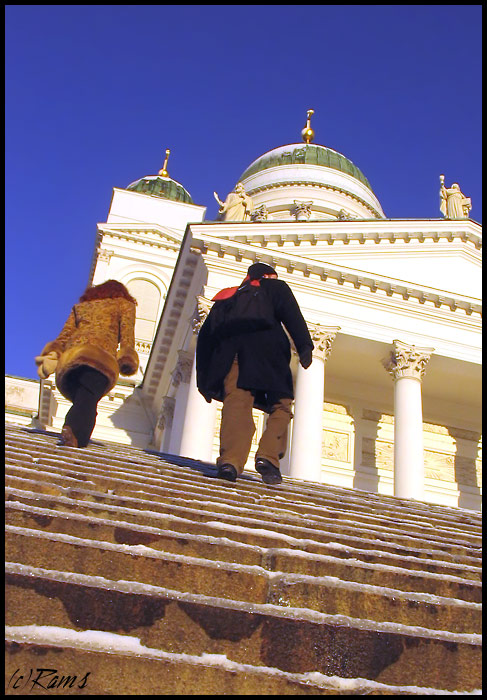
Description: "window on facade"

(126, 279), (162, 343)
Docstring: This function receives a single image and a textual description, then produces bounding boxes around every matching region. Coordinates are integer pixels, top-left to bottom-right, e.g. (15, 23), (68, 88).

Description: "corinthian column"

(157, 396), (176, 453)
(289, 324), (340, 482)
(382, 339), (434, 500)
(177, 297), (218, 462)
(168, 349), (193, 455)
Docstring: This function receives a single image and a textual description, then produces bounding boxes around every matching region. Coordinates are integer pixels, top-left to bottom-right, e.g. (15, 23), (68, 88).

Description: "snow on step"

(5, 424), (481, 532)
(5, 499), (482, 602)
(6, 485), (482, 584)
(7, 455), (481, 553)
(5, 468), (481, 566)
(5, 524), (482, 633)
(5, 623), (481, 695)
(4, 423), (483, 694)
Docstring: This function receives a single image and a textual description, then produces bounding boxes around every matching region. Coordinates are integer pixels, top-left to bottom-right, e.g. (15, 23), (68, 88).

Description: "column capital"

(307, 323), (341, 361)
(382, 339), (434, 381)
(292, 200), (313, 221)
(191, 295), (213, 334)
(172, 350), (193, 387)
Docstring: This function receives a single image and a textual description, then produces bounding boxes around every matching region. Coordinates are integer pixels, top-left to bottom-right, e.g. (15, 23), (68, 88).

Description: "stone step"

(6, 625), (474, 696)
(5, 432), (482, 535)
(6, 526), (481, 633)
(6, 435), (482, 534)
(5, 565), (482, 692)
(5, 472), (481, 568)
(6, 487), (482, 583)
(5, 501), (482, 603)
(4, 423), (483, 694)
(5, 452), (482, 548)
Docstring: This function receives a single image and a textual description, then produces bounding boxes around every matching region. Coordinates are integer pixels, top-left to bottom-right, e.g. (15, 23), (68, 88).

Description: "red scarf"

(212, 275), (262, 301)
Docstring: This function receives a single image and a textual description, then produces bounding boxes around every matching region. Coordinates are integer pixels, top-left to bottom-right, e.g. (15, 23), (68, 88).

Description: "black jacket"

(196, 278), (314, 412)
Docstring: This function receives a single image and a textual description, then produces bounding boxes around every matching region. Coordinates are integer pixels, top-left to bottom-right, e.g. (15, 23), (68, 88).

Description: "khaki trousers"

(217, 359), (293, 474)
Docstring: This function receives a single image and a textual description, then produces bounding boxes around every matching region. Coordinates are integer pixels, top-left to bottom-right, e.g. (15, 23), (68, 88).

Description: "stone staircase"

(5, 422), (482, 695)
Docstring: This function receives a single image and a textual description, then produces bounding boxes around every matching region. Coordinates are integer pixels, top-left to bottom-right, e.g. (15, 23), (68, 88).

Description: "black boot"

(255, 458), (282, 485)
(217, 463), (238, 482)
(60, 424), (78, 448)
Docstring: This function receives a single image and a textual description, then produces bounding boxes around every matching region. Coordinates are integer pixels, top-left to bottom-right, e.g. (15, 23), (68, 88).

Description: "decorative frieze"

(382, 339), (434, 381)
(246, 181), (383, 219)
(171, 350), (193, 387)
(362, 437), (394, 471)
(322, 429), (350, 462)
(5, 384), (26, 404)
(135, 339), (152, 354)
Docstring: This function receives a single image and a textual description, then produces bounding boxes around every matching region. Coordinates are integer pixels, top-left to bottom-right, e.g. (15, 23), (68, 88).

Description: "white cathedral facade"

(6, 116), (482, 511)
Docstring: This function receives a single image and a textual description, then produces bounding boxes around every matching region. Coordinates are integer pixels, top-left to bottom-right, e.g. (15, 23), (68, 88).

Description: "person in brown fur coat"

(35, 280), (139, 447)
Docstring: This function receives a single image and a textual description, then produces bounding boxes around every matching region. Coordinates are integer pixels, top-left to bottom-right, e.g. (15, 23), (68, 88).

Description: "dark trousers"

(63, 366), (109, 447)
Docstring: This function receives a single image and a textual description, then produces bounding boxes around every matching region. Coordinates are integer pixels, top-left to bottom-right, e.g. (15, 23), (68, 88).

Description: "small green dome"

(126, 175), (193, 204)
(239, 143), (373, 192)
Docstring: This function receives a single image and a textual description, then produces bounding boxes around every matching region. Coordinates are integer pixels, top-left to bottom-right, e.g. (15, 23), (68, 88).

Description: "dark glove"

(299, 347), (313, 369)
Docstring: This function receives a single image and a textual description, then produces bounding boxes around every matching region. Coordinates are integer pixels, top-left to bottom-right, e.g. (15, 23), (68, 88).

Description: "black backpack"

(209, 282), (275, 337)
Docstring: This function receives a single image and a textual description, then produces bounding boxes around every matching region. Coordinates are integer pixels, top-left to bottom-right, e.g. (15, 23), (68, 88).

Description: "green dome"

(239, 143), (372, 192)
(126, 175), (193, 204)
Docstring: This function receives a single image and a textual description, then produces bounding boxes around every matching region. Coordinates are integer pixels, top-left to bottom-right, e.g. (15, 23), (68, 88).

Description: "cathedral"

(6, 112), (482, 511)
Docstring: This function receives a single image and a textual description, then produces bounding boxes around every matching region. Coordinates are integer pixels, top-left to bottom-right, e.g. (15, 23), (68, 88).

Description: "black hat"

(247, 262), (278, 280)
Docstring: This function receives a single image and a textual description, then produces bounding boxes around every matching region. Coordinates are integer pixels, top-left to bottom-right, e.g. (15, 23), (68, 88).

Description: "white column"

(168, 350), (193, 455)
(383, 340), (434, 500)
(157, 396), (176, 453)
(172, 295), (218, 462)
(289, 325), (340, 482)
(179, 352), (218, 461)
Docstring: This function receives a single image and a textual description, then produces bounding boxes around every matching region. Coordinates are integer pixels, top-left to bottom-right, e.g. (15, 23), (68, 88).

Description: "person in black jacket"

(196, 262), (314, 484)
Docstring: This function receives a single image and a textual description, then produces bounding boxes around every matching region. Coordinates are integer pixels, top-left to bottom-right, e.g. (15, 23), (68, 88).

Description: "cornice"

(140, 236), (201, 403)
(299, 242), (482, 268)
(97, 223), (182, 250)
(190, 233), (481, 317)
(191, 219), (482, 250)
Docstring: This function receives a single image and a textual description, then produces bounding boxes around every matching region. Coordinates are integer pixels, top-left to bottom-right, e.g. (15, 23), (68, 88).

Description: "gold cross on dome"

(158, 149), (170, 177)
(301, 110), (315, 144)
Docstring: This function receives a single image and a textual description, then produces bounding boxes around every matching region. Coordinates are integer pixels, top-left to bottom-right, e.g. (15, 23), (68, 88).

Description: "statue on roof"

(214, 182), (253, 222)
(439, 175), (471, 219)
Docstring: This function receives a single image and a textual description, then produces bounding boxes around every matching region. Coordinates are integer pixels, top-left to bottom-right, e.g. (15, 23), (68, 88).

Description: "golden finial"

(301, 109), (315, 144)
(158, 149), (171, 177)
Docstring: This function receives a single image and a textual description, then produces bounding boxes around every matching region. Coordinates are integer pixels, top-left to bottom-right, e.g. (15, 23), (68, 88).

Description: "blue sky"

(6, 5), (482, 380)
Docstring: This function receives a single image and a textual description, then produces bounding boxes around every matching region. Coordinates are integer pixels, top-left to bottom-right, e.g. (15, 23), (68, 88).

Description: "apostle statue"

(439, 176), (471, 219)
(214, 182), (253, 222)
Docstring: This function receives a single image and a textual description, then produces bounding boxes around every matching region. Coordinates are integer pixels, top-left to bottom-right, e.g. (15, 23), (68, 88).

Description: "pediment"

(190, 229), (481, 315)
(97, 222), (183, 248)
(199, 219), (481, 301)
(271, 240), (481, 300)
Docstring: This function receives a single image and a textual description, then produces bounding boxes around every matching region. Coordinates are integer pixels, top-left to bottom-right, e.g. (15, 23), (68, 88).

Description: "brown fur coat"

(40, 296), (139, 401)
